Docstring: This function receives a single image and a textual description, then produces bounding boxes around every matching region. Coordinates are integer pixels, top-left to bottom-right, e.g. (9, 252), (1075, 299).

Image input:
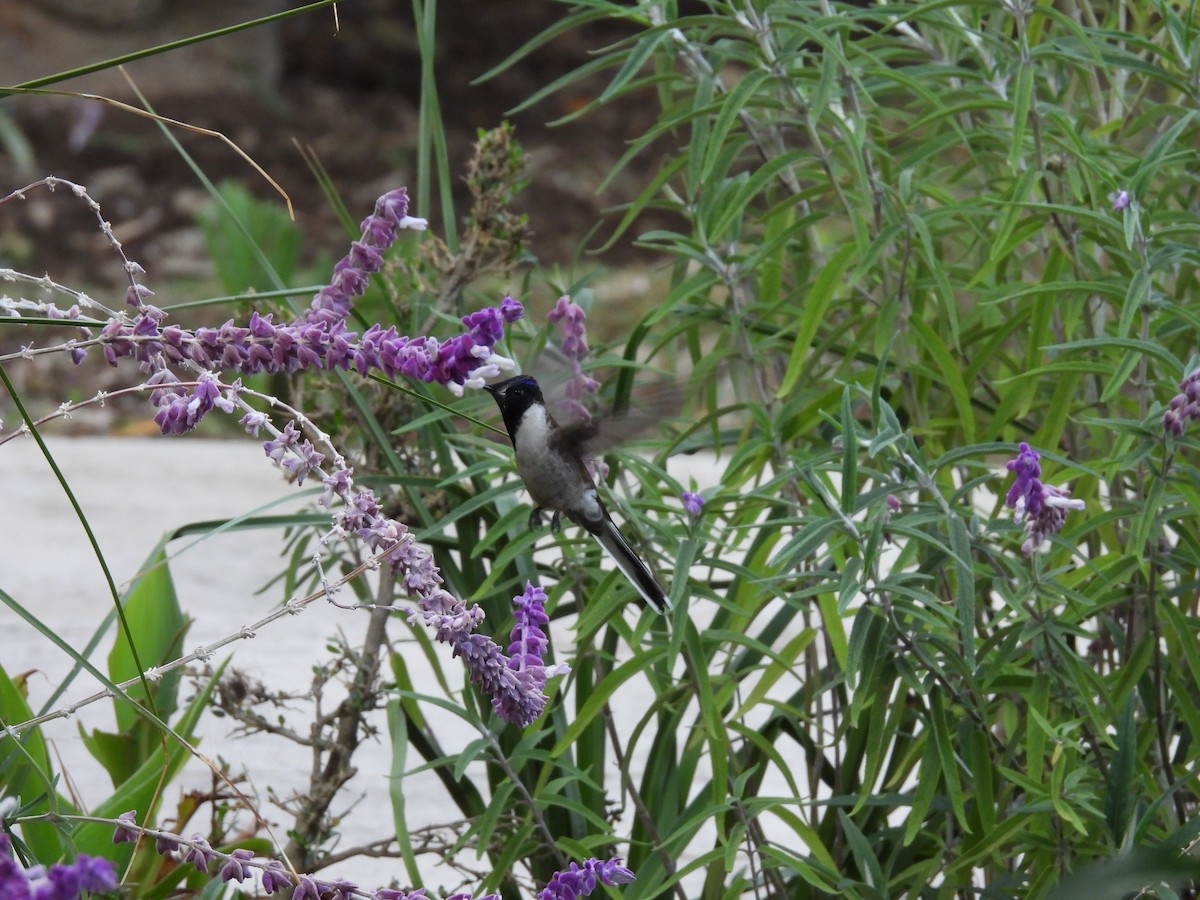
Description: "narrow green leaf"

(1009, 62), (1034, 172)
(929, 687), (970, 833)
(909, 316), (976, 442)
(948, 515), (976, 671)
(777, 243), (859, 398)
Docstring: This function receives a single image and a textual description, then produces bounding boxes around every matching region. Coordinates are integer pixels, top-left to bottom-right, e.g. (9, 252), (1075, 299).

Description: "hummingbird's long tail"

(591, 511), (671, 614)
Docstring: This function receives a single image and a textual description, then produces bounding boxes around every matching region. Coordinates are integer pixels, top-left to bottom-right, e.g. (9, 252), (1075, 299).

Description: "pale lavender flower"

(320, 467), (353, 508)
(280, 438), (326, 486)
(1111, 189), (1131, 212)
(547, 295), (600, 422)
(240, 410), (269, 436)
(681, 491), (704, 517)
(537, 858), (636, 900)
(264, 420), (303, 464)
(1004, 442), (1086, 555)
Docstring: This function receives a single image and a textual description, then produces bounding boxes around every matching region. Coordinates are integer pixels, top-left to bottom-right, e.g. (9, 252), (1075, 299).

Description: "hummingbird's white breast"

(512, 404), (595, 516)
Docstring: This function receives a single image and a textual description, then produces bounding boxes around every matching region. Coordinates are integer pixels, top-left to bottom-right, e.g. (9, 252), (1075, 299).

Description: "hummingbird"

(483, 375), (671, 613)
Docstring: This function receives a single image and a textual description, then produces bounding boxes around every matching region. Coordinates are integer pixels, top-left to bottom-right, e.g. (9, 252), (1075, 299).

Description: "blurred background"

(0, 0), (672, 284)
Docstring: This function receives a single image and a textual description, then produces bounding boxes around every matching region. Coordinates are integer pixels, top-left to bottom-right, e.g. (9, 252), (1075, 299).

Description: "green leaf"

(909, 316), (975, 443)
(777, 243), (859, 399)
(0, 664), (68, 861)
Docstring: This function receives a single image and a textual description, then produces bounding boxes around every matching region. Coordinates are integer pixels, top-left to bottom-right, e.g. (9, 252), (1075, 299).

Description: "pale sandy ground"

(2, 436), (782, 895)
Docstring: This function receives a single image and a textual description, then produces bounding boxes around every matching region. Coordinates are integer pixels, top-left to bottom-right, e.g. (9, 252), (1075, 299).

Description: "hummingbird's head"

(484, 375), (545, 442)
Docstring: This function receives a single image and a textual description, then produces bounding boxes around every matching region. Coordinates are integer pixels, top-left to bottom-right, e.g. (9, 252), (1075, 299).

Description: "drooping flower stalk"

(108, 813), (630, 900)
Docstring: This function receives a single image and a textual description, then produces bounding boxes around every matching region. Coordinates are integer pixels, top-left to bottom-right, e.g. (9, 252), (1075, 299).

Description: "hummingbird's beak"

(483, 383), (498, 396)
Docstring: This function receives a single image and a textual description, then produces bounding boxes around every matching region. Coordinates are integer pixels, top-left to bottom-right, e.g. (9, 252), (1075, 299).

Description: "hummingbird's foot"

(529, 507), (565, 532)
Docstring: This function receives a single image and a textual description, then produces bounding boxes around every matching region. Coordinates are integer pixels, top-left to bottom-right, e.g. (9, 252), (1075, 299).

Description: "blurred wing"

(578, 381), (683, 455)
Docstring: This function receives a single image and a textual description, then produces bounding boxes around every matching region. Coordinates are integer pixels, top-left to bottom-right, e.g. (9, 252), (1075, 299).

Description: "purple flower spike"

(681, 491), (704, 517)
(1005, 443), (1042, 516)
(547, 295), (600, 421)
(1111, 189), (1131, 212)
(1163, 369), (1200, 436)
(405, 583), (568, 726)
(1004, 443), (1085, 556)
(537, 858), (636, 900)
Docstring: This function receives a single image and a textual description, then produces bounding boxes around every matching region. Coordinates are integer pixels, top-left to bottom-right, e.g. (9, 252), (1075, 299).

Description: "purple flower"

(1163, 369), (1200, 436)
(537, 858), (636, 900)
(261, 860), (293, 894)
(546, 295), (600, 421)
(219, 849), (255, 883)
(293, 875), (322, 900)
(280, 438), (326, 486)
(403, 584), (567, 727)
(2, 835), (119, 900)
(1111, 189), (1131, 212)
(264, 420), (303, 464)
(61, 855), (119, 894)
(506, 582), (552, 670)
(112, 810), (139, 844)
(86, 188), (520, 436)
(240, 410), (269, 436)
(500, 295), (523, 323)
(183, 835), (217, 873)
(681, 491), (704, 517)
(1004, 443), (1042, 515)
(466, 583), (569, 725)
(324, 878), (358, 900)
(1004, 442), (1086, 555)
(320, 467), (353, 508)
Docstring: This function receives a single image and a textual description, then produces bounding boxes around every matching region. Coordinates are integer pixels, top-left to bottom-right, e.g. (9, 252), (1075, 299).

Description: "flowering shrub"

(5, 0), (1200, 898)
